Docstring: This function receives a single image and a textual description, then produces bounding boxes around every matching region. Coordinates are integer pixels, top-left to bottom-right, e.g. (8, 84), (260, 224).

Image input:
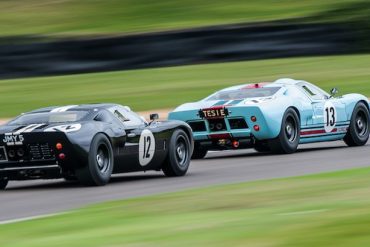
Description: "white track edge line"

(0, 212), (68, 225)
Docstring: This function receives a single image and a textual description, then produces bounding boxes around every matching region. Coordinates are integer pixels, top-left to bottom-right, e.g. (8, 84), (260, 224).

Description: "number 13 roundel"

(324, 101), (337, 133)
(139, 129), (156, 166)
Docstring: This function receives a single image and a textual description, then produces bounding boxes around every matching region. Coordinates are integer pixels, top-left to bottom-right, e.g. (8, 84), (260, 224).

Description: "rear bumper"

(192, 129), (254, 150)
(196, 138), (254, 150)
(193, 129), (252, 141)
(0, 132), (85, 180)
(0, 163), (62, 180)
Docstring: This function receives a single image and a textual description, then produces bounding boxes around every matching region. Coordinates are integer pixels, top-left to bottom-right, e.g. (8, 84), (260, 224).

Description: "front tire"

(344, 102), (369, 146)
(162, 129), (191, 177)
(0, 178), (8, 190)
(269, 108), (300, 154)
(75, 133), (114, 186)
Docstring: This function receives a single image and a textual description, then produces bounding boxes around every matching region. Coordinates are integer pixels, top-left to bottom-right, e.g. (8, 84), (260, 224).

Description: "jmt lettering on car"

(3, 133), (24, 146)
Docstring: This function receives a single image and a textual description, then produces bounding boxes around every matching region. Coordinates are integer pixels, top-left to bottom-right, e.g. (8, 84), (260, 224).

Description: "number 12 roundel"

(139, 129), (156, 166)
(324, 101), (337, 133)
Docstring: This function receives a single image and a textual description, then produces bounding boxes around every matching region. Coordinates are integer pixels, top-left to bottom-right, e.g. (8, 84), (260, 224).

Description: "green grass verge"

(1, 54), (370, 118)
(0, 0), (363, 36)
(1, 167), (370, 246)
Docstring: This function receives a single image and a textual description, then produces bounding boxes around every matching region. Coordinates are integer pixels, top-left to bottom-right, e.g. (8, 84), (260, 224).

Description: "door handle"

(127, 133), (136, 138)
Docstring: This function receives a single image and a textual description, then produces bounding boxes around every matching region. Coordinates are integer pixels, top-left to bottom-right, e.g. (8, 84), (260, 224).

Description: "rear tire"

(75, 133), (114, 186)
(254, 140), (270, 153)
(191, 144), (208, 159)
(269, 108), (300, 154)
(0, 178), (8, 190)
(344, 102), (369, 146)
(162, 129), (191, 177)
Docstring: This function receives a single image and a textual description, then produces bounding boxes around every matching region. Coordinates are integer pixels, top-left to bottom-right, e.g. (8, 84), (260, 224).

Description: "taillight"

(59, 153), (66, 160)
(232, 140), (240, 148)
(253, 125), (260, 131)
(56, 143), (63, 150)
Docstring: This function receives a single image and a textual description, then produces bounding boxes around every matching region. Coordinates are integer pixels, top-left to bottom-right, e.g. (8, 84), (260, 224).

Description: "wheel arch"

(88, 132), (117, 158)
(358, 100), (370, 112)
(177, 126), (191, 140)
(340, 94), (369, 120)
(93, 132), (114, 146)
(289, 106), (301, 122)
(268, 106), (300, 139)
(346, 100), (370, 121)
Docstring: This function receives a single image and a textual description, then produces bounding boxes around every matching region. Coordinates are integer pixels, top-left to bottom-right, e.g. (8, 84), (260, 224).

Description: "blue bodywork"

(168, 78), (369, 149)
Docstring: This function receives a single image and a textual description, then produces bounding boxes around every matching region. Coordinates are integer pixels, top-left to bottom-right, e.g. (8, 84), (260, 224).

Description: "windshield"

(8, 111), (89, 125)
(206, 87), (281, 101)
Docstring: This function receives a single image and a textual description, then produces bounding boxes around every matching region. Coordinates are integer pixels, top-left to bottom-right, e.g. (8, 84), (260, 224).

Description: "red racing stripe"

(300, 128), (338, 136)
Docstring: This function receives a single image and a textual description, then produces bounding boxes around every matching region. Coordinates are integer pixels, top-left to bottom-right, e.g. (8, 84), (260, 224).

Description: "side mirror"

(330, 88), (338, 98)
(150, 113), (159, 121)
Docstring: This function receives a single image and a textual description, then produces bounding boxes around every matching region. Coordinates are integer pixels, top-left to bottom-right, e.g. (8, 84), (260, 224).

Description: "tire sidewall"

(349, 102), (370, 144)
(168, 129), (191, 175)
(191, 143), (208, 159)
(88, 133), (114, 185)
(278, 109), (300, 153)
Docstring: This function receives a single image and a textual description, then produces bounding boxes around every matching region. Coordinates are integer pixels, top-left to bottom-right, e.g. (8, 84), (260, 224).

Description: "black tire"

(162, 129), (191, 177)
(191, 144), (208, 159)
(269, 108), (300, 154)
(254, 140), (270, 153)
(0, 178), (8, 190)
(75, 133), (114, 186)
(344, 102), (369, 146)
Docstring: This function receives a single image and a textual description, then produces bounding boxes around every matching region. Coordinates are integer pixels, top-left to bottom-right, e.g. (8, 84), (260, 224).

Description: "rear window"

(206, 87), (281, 101)
(8, 111), (89, 125)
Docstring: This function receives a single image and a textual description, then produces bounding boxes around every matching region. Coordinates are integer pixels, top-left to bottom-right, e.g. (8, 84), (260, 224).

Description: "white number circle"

(324, 101), (337, 133)
(139, 129), (155, 166)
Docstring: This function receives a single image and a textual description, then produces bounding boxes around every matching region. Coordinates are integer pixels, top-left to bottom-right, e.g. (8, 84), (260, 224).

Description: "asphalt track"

(0, 140), (369, 222)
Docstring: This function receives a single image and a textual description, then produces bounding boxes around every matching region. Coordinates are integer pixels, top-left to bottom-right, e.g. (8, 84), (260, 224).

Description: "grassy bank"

(0, 54), (369, 117)
(0, 0), (363, 36)
(1, 167), (370, 246)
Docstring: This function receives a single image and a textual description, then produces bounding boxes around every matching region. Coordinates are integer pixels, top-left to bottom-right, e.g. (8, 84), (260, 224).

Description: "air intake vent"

(29, 143), (54, 160)
(208, 119), (227, 132)
(188, 121), (206, 132)
(228, 118), (248, 129)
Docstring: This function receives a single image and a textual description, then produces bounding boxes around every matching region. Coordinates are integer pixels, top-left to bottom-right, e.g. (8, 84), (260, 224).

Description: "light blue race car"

(168, 78), (370, 158)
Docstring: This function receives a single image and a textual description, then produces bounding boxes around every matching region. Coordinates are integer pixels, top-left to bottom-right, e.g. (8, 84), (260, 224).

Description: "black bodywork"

(0, 104), (193, 181)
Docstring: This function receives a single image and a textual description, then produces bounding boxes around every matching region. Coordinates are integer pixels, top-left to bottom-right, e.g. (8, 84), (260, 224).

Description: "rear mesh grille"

(208, 119), (227, 132)
(228, 118), (248, 129)
(188, 121), (207, 132)
(29, 143), (54, 160)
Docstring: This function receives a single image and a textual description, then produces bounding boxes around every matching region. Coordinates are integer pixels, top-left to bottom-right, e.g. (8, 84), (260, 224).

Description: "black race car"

(0, 104), (193, 189)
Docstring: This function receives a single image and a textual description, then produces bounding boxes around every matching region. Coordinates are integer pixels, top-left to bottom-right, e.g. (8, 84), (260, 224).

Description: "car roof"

(27, 103), (124, 114)
(218, 82), (273, 92)
(272, 78), (309, 86)
(218, 78), (313, 92)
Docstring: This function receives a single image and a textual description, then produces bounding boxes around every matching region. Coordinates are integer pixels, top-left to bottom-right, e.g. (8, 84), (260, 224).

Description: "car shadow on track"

(6, 174), (165, 191)
(203, 144), (358, 160)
